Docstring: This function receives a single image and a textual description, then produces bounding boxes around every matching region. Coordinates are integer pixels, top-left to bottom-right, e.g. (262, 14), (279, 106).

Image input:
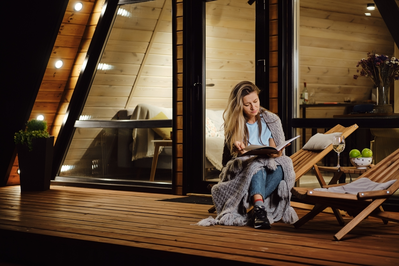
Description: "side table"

(150, 140), (172, 181)
(314, 165), (373, 187)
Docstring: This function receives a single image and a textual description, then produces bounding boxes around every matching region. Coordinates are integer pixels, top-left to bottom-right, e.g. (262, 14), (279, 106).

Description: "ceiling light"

(74, 2), (83, 11)
(117, 8), (132, 17)
(37, 115), (44, 121)
(367, 3), (375, 10)
(365, 13), (371, 16)
(79, 115), (92, 120)
(61, 165), (75, 172)
(55, 60), (63, 69)
(97, 63), (114, 70)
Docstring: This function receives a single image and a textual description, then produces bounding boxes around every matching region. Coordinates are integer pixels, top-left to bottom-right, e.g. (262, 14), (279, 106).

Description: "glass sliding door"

(203, 1), (256, 181)
(57, 0), (173, 187)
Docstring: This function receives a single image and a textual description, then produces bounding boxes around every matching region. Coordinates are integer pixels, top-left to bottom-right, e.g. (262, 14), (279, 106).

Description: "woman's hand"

(234, 141), (247, 155)
(267, 139), (290, 158)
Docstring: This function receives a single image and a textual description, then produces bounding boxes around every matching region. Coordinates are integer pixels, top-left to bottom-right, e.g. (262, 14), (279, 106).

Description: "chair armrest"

(357, 190), (392, 199)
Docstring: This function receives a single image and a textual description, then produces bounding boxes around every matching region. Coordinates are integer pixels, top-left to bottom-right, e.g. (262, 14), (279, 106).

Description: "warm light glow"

(74, 2), (83, 11)
(37, 115), (44, 121)
(55, 60), (63, 69)
(117, 8), (132, 17)
(97, 63), (114, 71)
(79, 115), (92, 120)
(367, 3), (375, 10)
(365, 13), (371, 16)
(61, 165), (75, 172)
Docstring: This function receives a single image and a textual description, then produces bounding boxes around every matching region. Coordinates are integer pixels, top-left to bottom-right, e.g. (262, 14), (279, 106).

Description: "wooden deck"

(0, 185), (398, 266)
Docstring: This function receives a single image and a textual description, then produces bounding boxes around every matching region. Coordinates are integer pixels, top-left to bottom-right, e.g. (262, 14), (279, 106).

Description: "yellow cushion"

(150, 112), (172, 140)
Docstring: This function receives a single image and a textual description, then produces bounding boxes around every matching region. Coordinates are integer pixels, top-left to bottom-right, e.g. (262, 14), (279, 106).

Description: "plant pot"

(17, 136), (54, 191)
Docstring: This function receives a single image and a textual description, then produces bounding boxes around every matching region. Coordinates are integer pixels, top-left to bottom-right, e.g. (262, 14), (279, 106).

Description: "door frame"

(183, 0), (278, 194)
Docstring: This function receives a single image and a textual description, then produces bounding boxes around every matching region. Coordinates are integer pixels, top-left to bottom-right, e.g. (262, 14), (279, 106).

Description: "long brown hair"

(223, 81), (263, 156)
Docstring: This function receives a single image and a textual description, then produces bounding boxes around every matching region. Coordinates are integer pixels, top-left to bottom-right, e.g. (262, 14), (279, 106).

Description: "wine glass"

(332, 135), (345, 168)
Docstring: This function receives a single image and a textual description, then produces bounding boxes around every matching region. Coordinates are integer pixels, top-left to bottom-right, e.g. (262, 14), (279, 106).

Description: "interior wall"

(205, 0), (255, 110)
(81, 0), (173, 120)
(299, 0), (394, 118)
(60, 0), (173, 173)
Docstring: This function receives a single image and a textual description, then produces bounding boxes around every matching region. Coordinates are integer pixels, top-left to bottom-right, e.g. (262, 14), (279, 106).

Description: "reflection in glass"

(58, 0), (173, 185)
(204, 1), (255, 181)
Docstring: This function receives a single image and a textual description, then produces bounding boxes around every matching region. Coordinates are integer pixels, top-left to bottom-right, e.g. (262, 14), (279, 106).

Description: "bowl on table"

(350, 157), (372, 169)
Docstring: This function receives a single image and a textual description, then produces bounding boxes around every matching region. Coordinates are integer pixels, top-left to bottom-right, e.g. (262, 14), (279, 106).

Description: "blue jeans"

(249, 165), (283, 200)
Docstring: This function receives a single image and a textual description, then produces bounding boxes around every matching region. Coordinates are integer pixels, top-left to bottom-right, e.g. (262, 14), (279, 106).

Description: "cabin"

(1, 0), (399, 265)
(2, 0), (399, 194)
(2, 0), (399, 195)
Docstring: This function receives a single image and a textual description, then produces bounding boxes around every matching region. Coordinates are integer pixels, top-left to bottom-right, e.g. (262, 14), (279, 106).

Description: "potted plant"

(14, 119), (54, 191)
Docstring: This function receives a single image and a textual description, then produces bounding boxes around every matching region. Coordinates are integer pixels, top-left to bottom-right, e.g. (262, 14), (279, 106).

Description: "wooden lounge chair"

(291, 124), (359, 184)
(208, 123), (359, 213)
(293, 148), (399, 240)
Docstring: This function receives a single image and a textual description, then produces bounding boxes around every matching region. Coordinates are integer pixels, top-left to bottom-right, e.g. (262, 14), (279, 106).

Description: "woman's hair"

(223, 81), (262, 155)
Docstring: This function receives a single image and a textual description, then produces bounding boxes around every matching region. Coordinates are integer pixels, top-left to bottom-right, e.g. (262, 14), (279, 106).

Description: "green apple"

(349, 149), (361, 158)
(362, 148), (373, 158)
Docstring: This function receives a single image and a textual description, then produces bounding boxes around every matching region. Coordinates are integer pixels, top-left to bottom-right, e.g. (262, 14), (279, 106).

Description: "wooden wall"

(7, 0), (103, 185)
(81, 0), (173, 120)
(63, 0), (173, 169)
(175, 0), (183, 195)
(205, 0), (255, 110)
(299, 0), (394, 118)
(269, 0), (278, 113)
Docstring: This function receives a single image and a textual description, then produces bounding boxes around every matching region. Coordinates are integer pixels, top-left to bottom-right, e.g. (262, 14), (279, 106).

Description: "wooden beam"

(374, 0), (399, 50)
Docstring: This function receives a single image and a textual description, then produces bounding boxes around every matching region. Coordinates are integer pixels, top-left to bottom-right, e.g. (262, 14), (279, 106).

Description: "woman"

(198, 81), (298, 229)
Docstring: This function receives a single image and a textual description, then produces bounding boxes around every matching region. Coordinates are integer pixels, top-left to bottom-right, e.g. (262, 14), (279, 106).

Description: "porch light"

(367, 3), (375, 10)
(36, 115), (44, 121)
(55, 60), (63, 69)
(74, 2), (83, 11)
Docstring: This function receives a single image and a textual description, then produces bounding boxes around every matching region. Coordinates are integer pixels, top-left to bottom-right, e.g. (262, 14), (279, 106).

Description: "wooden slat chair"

(293, 148), (399, 241)
(208, 124), (359, 213)
(291, 124), (359, 185)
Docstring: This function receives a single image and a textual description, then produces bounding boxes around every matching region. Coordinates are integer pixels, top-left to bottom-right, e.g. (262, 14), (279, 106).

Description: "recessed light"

(55, 60), (63, 69)
(74, 2), (83, 11)
(367, 3), (375, 11)
(365, 13), (371, 16)
(37, 115), (44, 121)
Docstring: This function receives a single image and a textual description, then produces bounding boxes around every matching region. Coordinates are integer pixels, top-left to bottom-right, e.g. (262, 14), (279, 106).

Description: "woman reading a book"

(198, 81), (298, 229)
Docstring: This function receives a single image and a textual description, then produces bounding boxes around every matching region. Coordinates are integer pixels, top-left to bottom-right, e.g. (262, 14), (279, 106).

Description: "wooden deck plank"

(2, 207), (397, 264)
(0, 185), (399, 266)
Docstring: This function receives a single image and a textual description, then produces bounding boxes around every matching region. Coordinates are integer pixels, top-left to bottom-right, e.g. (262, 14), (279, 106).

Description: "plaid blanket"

(197, 111), (298, 226)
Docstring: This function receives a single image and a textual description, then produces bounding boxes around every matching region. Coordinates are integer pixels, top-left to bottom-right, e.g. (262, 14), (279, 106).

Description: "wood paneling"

(205, 0), (255, 110)
(175, 0), (183, 194)
(50, 0), (105, 140)
(269, 0), (278, 114)
(75, 0), (173, 121)
(7, 0), (102, 186)
(299, 0), (395, 110)
(58, 0), (174, 172)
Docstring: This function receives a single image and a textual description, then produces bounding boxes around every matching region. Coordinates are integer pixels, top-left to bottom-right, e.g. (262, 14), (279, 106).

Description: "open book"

(240, 135), (300, 156)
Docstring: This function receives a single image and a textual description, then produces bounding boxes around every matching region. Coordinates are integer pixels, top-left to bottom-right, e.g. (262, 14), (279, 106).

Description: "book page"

(242, 135), (300, 155)
(275, 135), (301, 151)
